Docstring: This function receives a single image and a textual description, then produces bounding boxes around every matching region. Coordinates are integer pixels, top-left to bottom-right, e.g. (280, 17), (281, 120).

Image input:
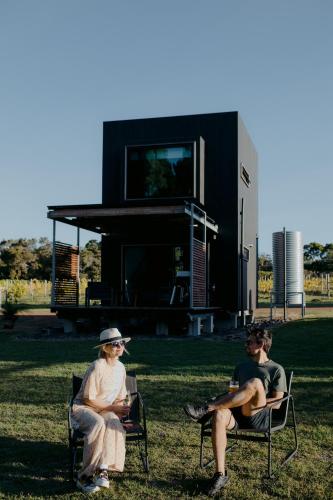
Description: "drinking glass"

(122, 390), (132, 422)
(228, 380), (239, 393)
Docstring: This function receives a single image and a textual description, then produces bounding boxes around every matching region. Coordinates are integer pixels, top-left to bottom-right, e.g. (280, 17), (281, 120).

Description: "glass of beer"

(229, 380), (239, 393)
(122, 390), (132, 422)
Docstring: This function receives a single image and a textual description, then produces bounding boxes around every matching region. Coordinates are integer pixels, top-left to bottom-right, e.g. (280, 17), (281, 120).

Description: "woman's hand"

(108, 404), (130, 418)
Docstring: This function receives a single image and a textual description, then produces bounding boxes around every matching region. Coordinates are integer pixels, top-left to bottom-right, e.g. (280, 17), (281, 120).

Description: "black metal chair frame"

(200, 371), (298, 478)
(68, 370), (149, 481)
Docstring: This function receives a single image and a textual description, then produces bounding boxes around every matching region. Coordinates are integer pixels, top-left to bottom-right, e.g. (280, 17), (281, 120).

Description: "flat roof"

(47, 203), (219, 234)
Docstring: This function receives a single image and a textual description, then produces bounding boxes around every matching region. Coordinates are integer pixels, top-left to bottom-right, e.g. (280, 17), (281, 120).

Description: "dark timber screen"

(53, 242), (79, 305)
(193, 239), (206, 307)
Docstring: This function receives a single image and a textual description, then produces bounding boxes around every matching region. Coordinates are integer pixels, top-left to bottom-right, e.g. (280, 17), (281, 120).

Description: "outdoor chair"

(85, 282), (115, 306)
(199, 371), (298, 478)
(68, 370), (149, 481)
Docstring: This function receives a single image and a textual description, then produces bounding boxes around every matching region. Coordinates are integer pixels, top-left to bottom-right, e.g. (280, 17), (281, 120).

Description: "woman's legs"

(72, 406), (106, 479)
(100, 411), (126, 472)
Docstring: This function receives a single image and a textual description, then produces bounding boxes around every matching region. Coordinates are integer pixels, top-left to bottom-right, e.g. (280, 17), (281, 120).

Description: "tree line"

(259, 242), (333, 273)
(1, 238), (332, 279)
(0, 238), (101, 280)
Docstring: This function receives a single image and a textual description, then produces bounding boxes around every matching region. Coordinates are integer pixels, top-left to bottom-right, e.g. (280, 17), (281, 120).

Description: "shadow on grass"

(0, 436), (71, 496)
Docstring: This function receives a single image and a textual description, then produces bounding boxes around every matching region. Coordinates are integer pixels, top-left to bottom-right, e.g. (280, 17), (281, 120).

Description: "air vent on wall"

(240, 162), (250, 186)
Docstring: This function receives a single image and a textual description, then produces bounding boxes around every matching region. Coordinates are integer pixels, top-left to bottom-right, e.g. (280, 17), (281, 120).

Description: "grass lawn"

(0, 319), (332, 499)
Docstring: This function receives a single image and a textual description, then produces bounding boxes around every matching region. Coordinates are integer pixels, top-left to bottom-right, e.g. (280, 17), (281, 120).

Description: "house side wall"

(102, 112), (257, 314)
(237, 115), (258, 313)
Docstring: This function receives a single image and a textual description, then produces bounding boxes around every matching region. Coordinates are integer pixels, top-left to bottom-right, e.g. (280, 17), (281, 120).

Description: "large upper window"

(126, 143), (195, 199)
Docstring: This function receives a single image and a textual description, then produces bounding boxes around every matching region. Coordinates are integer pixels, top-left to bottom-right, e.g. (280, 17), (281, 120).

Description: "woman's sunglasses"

(110, 341), (126, 348)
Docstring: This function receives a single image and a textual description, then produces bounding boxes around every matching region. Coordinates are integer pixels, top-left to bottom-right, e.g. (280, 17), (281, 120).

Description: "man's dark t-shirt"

(233, 359), (287, 397)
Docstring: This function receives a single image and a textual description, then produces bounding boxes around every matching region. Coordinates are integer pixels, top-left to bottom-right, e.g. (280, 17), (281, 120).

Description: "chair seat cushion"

(122, 421), (144, 433)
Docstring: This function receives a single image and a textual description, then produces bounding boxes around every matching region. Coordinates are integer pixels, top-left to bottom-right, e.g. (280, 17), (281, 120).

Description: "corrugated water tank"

(272, 230), (304, 305)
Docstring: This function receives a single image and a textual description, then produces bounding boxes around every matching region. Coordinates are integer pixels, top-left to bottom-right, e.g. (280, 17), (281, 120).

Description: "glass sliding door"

(122, 244), (188, 306)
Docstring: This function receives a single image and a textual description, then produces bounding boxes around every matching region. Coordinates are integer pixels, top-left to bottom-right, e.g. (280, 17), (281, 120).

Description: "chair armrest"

(136, 391), (147, 429)
(268, 394), (293, 430)
(268, 394), (291, 411)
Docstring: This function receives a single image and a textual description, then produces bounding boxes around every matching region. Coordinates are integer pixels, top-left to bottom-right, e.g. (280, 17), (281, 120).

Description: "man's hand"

(266, 391), (284, 409)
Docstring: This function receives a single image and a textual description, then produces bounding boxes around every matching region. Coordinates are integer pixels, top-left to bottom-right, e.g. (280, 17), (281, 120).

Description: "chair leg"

(142, 435), (149, 473)
(267, 436), (273, 479)
(137, 436), (149, 473)
(200, 432), (237, 469)
(280, 398), (298, 468)
(267, 399), (298, 479)
(144, 434), (149, 473)
(70, 445), (77, 482)
(200, 432), (215, 469)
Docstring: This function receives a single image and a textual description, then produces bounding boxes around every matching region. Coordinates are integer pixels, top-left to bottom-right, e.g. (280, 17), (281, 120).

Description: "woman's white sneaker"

(76, 477), (101, 493)
(93, 469), (110, 488)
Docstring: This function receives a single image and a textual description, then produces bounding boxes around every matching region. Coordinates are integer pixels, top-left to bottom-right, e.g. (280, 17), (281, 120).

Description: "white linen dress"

(72, 357), (127, 478)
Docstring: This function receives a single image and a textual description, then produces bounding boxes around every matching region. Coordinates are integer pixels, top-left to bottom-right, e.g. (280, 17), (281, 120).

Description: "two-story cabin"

(48, 111), (258, 335)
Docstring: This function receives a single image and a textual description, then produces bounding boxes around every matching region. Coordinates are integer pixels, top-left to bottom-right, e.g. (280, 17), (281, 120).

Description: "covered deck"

(47, 202), (219, 335)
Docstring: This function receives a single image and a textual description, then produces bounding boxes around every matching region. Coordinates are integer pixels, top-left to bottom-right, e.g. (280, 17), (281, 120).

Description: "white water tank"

(272, 230), (304, 305)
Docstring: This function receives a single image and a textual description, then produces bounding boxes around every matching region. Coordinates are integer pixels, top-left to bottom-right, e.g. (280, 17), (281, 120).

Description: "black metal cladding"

(102, 112), (258, 314)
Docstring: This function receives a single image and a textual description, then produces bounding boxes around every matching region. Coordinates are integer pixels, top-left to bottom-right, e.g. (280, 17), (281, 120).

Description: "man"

(183, 327), (287, 496)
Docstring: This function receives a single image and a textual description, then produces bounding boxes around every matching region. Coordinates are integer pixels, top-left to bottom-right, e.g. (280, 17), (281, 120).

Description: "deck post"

(187, 316), (201, 336)
(76, 227), (80, 306)
(62, 318), (77, 334)
(202, 314), (214, 334)
(156, 321), (169, 336)
(51, 220), (56, 307)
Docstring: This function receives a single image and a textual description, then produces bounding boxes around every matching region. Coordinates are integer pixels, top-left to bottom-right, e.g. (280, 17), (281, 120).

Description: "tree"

(33, 238), (52, 280)
(0, 239), (38, 279)
(0, 238), (52, 280)
(303, 242), (325, 262)
(258, 253), (272, 271)
(80, 240), (101, 280)
(303, 242), (333, 272)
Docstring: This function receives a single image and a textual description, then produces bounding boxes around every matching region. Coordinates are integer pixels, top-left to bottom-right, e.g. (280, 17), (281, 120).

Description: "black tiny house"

(48, 111), (258, 334)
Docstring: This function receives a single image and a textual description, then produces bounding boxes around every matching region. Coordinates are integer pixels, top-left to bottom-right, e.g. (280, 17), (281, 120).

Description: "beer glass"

(228, 380), (239, 393)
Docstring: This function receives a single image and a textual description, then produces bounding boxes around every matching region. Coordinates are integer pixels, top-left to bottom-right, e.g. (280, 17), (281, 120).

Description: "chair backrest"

(86, 282), (111, 299)
(72, 374), (83, 399)
(126, 370), (140, 422)
(272, 370), (293, 427)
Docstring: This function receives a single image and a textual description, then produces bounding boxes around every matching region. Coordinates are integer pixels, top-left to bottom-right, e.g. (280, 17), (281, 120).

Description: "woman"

(72, 327), (131, 493)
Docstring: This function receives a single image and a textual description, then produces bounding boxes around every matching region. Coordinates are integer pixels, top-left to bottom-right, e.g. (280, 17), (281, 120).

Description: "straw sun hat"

(93, 327), (131, 348)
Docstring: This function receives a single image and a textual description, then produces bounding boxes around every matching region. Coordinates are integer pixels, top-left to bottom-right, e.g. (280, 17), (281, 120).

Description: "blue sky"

(0, 0), (332, 254)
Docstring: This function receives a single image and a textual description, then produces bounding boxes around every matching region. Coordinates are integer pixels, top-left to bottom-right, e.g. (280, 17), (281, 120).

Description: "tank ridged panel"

(272, 231), (304, 305)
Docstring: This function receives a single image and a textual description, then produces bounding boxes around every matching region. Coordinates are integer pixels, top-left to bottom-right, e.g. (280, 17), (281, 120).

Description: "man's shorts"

(231, 406), (270, 431)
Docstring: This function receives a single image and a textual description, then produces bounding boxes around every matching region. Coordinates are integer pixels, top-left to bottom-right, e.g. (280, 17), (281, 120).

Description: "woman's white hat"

(93, 327), (131, 348)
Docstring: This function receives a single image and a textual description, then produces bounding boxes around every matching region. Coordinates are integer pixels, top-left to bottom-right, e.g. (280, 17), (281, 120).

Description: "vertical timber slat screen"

(193, 238), (206, 307)
(54, 242), (79, 305)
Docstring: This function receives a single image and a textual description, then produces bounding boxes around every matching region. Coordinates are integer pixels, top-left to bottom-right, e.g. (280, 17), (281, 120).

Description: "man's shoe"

(206, 472), (229, 496)
(93, 469), (110, 488)
(183, 403), (210, 422)
(76, 477), (101, 494)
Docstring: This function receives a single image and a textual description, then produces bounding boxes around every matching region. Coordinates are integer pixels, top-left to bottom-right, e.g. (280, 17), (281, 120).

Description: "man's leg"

(205, 409), (235, 496)
(210, 378), (267, 417)
(211, 408), (236, 474)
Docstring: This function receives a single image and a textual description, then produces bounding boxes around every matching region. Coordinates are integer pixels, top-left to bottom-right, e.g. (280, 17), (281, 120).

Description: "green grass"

(0, 319), (332, 499)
